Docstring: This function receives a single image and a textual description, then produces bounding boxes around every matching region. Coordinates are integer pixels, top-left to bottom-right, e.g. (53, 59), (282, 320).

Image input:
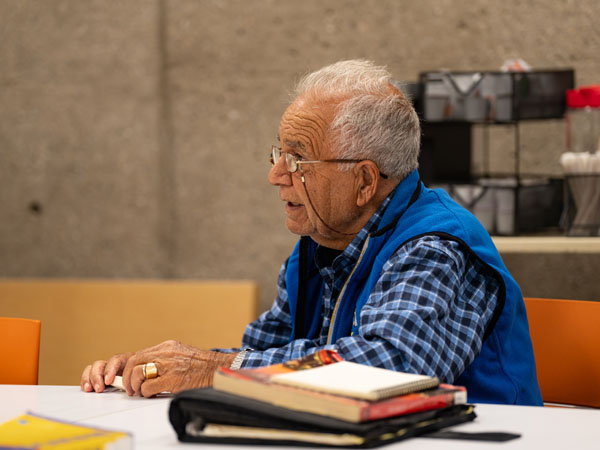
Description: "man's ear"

(354, 161), (379, 207)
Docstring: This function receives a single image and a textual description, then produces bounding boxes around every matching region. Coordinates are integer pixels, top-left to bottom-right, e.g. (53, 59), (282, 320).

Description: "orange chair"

(524, 297), (600, 407)
(0, 317), (41, 385)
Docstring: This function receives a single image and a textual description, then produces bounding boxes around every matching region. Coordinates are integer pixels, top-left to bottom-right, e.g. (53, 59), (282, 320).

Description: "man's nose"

(268, 157), (292, 186)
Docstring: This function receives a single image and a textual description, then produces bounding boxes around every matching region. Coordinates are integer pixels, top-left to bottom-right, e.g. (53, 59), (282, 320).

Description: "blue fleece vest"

(286, 170), (542, 405)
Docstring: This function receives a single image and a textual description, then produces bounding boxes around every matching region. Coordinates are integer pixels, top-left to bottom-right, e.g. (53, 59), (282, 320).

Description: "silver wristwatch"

(229, 349), (251, 370)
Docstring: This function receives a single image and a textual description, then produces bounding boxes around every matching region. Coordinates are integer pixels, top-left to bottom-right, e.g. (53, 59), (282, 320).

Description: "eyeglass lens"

(271, 146), (298, 173)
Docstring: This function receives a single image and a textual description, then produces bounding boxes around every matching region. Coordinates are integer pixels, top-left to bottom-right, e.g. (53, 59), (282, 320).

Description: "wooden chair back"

(0, 317), (41, 385)
(0, 279), (258, 385)
(524, 297), (600, 407)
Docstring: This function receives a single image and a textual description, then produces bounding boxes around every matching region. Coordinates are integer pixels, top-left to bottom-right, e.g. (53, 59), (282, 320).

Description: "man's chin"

(285, 218), (313, 237)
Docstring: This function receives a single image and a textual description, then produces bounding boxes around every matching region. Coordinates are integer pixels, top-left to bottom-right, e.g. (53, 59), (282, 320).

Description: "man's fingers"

(129, 364), (147, 396)
(121, 358), (135, 396)
(122, 350), (162, 395)
(81, 353), (134, 394)
(103, 353), (130, 386)
(80, 365), (93, 392)
(89, 360), (108, 393)
(122, 353), (149, 395)
(131, 361), (163, 396)
(140, 375), (172, 398)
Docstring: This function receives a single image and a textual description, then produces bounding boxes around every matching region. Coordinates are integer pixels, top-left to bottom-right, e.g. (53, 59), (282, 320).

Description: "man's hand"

(81, 351), (134, 394)
(80, 340), (237, 398)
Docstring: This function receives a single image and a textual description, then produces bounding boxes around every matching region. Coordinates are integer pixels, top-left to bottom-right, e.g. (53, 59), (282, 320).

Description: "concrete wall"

(1, 0), (599, 312)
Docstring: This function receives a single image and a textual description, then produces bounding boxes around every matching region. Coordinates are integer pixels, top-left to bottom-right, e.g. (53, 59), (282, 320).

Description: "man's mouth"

(287, 201), (302, 207)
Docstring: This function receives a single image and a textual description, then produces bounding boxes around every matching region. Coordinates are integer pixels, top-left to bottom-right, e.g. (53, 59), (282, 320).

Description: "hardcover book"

(212, 350), (463, 423)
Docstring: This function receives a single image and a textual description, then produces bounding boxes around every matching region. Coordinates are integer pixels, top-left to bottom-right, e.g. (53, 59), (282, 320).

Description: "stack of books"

(169, 350), (475, 447)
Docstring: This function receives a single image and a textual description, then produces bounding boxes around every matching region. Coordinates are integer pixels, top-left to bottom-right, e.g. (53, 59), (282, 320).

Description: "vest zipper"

(327, 235), (371, 345)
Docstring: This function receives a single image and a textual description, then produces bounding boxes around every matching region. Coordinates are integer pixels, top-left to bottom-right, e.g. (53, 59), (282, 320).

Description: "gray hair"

(294, 60), (420, 180)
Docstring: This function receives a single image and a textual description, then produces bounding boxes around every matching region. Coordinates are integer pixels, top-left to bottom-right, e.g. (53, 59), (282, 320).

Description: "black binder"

(169, 387), (476, 448)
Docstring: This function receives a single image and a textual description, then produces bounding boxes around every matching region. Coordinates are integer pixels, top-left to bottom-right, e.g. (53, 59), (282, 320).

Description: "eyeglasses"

(269, 146), (387, 178)
(270, 146), (362, 173)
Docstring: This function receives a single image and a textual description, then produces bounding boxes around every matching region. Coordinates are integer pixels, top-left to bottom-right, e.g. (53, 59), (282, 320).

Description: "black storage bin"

(419, 122), (472, 185)
(437, 177), (564, 235)
(420, 69), (574, 123)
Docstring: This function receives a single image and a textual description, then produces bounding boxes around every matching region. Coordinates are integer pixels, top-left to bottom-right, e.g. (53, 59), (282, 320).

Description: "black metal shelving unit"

(415, 69), (574, 235)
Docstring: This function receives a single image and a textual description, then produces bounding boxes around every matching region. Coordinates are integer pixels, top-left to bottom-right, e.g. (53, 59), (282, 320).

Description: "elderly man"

(81, 60), (542, 405)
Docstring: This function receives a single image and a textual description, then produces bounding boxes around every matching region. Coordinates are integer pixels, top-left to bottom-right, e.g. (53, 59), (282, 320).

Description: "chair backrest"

(0, 317), (41, 385)
(523, 297), (600, 407)
(0, 279), (258, 385)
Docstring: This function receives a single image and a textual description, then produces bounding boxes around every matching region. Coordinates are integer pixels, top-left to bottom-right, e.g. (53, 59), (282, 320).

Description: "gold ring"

(143, 362), (158, 380)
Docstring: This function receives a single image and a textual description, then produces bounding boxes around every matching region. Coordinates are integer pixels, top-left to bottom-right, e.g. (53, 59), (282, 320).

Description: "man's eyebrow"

(276, 134), (306, 151)
(283, 139), (306, 151)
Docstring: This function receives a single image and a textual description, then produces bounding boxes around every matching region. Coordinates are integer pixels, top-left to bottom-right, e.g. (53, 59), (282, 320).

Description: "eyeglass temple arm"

(298, 160), (388, 179)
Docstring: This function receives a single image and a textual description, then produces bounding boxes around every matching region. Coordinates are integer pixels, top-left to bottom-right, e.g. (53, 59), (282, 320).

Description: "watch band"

(229, 349), (249, 370)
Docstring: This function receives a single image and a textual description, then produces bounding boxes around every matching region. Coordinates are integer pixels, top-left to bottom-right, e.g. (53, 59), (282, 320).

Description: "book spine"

(360, 389), (466, 422)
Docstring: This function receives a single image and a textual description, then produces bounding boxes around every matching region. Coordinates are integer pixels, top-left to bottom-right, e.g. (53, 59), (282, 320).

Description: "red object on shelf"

(566, 85), (600, 108)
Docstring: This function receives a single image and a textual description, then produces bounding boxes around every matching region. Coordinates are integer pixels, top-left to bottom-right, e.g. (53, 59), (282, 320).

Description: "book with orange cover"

(212, 350), (466, 423)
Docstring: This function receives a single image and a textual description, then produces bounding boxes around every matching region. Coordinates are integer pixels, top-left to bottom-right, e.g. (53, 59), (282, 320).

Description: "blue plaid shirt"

(237, 195), (500, 384)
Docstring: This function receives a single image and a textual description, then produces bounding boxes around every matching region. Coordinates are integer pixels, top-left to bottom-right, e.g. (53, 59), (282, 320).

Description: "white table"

(1, 385), (599, 449)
